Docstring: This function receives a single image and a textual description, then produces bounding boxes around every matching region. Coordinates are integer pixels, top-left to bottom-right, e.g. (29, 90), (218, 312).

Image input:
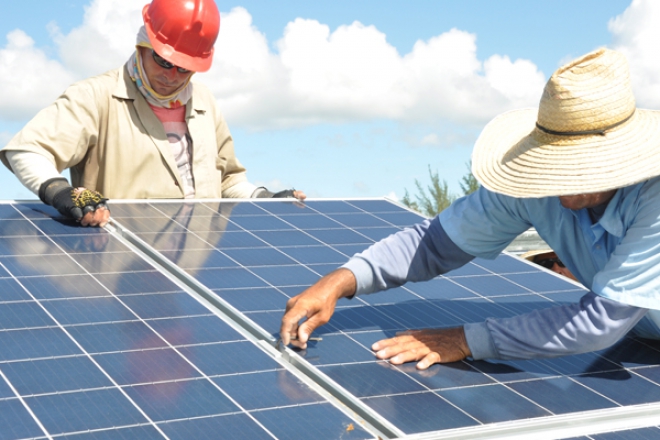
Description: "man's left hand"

(372, 327), (471, 369)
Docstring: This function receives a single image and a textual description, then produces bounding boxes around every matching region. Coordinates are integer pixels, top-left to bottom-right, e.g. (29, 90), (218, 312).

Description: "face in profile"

(530, 251), (578, 282)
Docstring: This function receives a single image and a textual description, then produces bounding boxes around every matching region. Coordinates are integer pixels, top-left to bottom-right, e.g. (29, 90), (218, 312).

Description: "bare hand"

(292, 190), (306, 201)
(372, 327), (471, 370)
(280, 268), (356, 349)
(80, 205), (111, 228)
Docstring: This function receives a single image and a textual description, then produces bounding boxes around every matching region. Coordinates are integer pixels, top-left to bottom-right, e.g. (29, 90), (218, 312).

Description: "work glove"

(252, 187), (298, 198)
(38, 177), (108, 221)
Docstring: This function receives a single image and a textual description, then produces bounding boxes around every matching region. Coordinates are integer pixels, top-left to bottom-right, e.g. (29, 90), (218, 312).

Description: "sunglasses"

(151, 50), (191, 74)
(534, 257), (566, 270)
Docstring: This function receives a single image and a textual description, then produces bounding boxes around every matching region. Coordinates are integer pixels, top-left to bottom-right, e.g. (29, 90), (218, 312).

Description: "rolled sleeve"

(342, 257), (377, 296)
(341, 217), (474, 297)
(464, 322), (499, 360)
(475, 291), (647, 360)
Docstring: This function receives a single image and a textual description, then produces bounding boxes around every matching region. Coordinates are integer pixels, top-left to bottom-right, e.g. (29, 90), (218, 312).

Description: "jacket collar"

(113, 64), (138, 100)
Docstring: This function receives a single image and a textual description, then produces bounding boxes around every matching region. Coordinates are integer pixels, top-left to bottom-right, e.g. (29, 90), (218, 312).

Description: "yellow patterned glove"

(39, 178), (109, 221)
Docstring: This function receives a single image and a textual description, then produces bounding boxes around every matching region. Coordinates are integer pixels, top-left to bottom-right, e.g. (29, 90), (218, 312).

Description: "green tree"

(459, 160), (479, 196)
(400, 189), (421, 213)
(401, 165), (456, 217)
(401, 161), (479, 216)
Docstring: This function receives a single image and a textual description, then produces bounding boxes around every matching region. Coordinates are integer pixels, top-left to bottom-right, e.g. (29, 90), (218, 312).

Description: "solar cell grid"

(119, 199), (660, 437)
(0, 202), (376, 440)
(2, 199), (660, 439)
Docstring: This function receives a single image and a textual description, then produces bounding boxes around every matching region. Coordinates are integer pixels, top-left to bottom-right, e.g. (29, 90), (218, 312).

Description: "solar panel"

(0, 202), (376, 439)
(1, 199), (660, 439)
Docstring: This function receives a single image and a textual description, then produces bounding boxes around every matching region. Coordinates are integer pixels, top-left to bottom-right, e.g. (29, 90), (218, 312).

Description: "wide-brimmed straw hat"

(520, 249), (555, 262)
(472, 48), (660, 197)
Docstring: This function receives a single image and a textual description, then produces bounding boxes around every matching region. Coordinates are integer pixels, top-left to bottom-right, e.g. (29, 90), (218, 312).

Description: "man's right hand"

(79, 204), (111, 227)
(280, 268), (357, 349)
(39, 177), (110, 227)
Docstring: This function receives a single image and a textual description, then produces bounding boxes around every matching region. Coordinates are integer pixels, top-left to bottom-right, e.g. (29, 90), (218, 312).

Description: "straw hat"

(472, 48), (660, 197)
(520, 249), (555, 262)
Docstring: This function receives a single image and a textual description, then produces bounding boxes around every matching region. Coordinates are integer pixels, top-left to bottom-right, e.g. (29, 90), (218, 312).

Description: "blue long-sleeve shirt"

(343, 177), (660, 360)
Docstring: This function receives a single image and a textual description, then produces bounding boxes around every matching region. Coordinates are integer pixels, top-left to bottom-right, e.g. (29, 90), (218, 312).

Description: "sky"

(1, 0), (657, 202)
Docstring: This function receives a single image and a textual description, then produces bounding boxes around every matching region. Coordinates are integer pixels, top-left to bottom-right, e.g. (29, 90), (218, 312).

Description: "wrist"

(325, 268), (357, 300)
(38, 177), (70, 206)
(456, 326), (472, 359)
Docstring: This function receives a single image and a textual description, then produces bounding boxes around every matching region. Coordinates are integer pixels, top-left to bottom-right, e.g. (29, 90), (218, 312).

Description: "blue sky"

(1, 0), (653, 201)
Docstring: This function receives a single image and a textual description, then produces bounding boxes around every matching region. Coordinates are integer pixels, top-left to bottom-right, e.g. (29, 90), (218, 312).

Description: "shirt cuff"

(464, 321), (499, 360)
(222, 181), (258, 199)
(341, 257), (377, 297)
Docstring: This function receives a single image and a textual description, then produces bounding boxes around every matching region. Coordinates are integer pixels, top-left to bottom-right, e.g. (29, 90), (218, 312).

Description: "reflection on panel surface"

(0, 202), (373, 440)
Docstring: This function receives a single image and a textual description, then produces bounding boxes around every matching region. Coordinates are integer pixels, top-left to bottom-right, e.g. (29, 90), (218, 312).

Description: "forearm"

(222, 181), (259, 199)
(342, 217), (474, 296)
(465, 291), (647, 360)
(5, 150), (62, 195)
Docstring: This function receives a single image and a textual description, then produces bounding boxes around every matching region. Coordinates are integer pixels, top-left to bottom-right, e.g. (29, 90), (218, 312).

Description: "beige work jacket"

(0, 66), (248, 199)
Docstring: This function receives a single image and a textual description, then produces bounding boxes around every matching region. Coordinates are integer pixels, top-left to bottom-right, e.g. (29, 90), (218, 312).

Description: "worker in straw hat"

(280, 47), (660, 366)
(0, 0), (305, 228)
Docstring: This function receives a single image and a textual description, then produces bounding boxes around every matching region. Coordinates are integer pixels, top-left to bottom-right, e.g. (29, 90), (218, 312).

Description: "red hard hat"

(142, 0), (220, 72)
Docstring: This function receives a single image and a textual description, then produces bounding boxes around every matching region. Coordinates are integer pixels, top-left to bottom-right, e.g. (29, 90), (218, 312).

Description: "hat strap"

(535, 110), (635, 136)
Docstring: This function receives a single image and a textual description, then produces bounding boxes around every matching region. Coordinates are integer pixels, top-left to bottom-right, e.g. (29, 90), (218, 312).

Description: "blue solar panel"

(364, 392), (478, 433)
(507, 377), (616, 414)
(2, 198), (660, 439)
(438, 383), (551, 423)
(28, 388), (148, 432)
(0, 202), (375, 439)
(0, 399), (45, 439)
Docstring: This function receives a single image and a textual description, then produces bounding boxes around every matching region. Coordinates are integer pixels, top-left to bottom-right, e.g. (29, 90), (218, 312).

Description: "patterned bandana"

(126, 26), (194, 108)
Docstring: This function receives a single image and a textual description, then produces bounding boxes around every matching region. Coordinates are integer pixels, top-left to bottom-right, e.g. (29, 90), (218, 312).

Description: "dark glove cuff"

(251, 187), (274, 198)
(272, 189), (296, 198)
(252, 187), (297, 199)
(38, 177), (71, 206)
(38, 178), (108, 221)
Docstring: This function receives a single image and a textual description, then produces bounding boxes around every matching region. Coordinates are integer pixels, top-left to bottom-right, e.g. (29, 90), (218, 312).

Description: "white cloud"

(0, 1), (549, 129)
(278, 19), (407, 120)
(0, 30), (75, 120)
(384, 191), (399, 202)
(609, 0), (660, 108)
(211, 15), (546, 129)
(420, 134), (440, 145)
(202, 8), (289, 126)
(5, 0), (659, 131)
(484, 55), (545, 107)
(55, 0), (143, 78)
(0, 0), (142, 121)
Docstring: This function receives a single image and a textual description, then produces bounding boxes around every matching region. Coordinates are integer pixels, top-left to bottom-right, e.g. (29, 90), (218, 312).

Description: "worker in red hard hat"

(142, 0), (219, 73)
(0, 0), (305, 227)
